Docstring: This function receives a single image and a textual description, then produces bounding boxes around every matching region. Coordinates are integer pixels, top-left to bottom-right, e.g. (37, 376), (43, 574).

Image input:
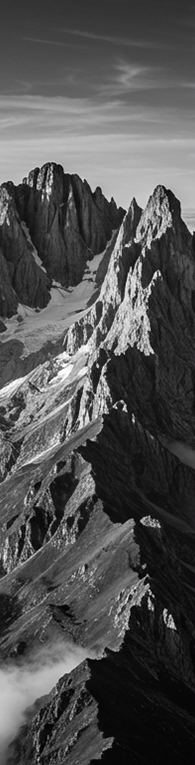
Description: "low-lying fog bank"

(0, 641), (89, 764)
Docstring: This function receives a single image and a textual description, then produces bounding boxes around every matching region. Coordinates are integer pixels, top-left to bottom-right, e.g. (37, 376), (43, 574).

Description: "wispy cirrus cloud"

(0, 115), (32, 129)
(0, 93), (173, 133)
(59, 27), (169, 50)
(1, 130), (195, 211)
(115, 62), (151, 88)
(181, 81), (195, 88)
(0, 93), (194, 134)
(23, 37), (81, 48)
(0, 92), (195, 210)
(98, 60), (176, 96)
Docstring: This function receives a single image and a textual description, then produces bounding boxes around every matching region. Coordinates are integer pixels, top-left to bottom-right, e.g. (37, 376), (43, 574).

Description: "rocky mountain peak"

(19, 162), (125, 285)
(63, 182), (195, 434)
(0, 163), (125, 320)
(35, 162), (64, 202)
(2, 172), (195, 765)
(136, 184), (182, 248)
(23, 162), (70, 209)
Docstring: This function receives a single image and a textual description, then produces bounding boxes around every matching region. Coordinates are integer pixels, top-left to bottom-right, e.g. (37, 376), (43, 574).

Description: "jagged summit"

(63, 181), (195, 440)
(0, 162), (125, 320)
(64, 182), (191, 360)
(135, 184), (182, 246)
(1, 174), (195, 764)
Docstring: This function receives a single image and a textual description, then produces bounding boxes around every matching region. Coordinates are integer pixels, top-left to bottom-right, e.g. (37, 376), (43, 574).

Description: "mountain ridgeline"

(0, 162), (125, 318)
(1, 165), (195, 763)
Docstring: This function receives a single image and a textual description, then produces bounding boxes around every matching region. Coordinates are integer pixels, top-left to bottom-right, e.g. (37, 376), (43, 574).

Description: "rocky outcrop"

(0, 165), (125, 319)
(0, 334), (65, 390)
(7, 640), (195, 765)
(15, 163), (125, 286)
(63, 186), (195, 441)
(0, 184), (51, 316)
(2, 180), (195, 765)
(4, 402), (195, 764)
(0, 247), (18, 318)
(64, 196), (142, 356)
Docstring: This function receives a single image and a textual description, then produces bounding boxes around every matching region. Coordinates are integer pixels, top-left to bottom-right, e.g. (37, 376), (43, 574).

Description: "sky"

(0, 0), (195, 211)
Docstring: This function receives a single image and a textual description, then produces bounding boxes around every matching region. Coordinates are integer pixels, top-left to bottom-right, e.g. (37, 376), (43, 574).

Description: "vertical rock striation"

(0, 163), (125, 318)
(2, 180), (195, 765)
(0, 183), (51, 314)
(15, 163), (125, 287)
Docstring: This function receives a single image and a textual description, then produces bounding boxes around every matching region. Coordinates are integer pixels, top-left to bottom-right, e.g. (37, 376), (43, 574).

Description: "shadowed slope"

(1, 183), (195, 764)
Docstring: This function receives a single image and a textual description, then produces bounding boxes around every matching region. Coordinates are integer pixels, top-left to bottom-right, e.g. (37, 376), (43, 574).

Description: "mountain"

(0, 163), (125, 321)
(1, 174), (195, 764)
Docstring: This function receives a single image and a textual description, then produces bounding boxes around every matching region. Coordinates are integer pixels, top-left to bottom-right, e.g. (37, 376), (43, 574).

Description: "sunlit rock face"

(67, 185), (195, 444)
(64, 196), (143, 357)
(2, 179), (195, 765)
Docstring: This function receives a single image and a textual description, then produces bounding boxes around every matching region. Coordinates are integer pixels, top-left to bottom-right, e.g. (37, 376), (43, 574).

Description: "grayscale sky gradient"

(0, 0), (195, 209)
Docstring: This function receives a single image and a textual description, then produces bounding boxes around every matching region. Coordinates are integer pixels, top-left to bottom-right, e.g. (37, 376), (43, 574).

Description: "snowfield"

(0, 246), (107, 356)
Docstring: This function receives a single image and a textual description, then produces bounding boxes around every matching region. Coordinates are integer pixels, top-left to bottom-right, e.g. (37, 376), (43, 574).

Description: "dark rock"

(1, 179), (195, 765)
(0, 247), (18, 318)
(0, 164), (124, 318)
(14, 163), (125, 287)
(0, 184), (51, 315)
(0, 319), (7, 333)
(8, 642), (195, 765)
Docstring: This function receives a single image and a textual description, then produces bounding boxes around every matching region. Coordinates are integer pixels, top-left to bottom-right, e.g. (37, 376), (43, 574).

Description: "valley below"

(1, 163), (195, 763)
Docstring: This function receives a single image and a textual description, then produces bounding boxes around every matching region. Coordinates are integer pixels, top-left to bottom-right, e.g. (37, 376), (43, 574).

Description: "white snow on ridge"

(47, 345), (89, 388)
(48, 364), (73, 386)
(77, 365), (88, 379)
(0, 374), (29, 401)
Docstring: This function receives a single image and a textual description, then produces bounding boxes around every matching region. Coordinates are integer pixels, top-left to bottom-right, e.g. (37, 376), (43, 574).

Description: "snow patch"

(77, 365), (88, 379)
(48, 364), (73, 386)
(0, 232), (115, 357)
(0, 375), (29, 401)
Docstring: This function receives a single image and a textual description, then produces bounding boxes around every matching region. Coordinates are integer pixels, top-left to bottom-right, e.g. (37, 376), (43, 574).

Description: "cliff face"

(0, 183), (51, 315)
(0, 247), (18, 318)
(15, 163), (125, 286)
(65, 186), (195, 442)
(4, 403), (195, 764)
(0, 164), (125, 319)
(1, 180), (195, 764)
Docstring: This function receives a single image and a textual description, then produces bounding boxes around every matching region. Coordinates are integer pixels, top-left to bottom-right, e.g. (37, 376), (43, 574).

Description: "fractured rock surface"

(0, 164), (125, 321)
(1, 179), (195, 764)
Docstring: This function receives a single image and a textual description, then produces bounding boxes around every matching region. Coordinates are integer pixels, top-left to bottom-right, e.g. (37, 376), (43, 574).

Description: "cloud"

(60, 27), (147, 47)
(0, 92), (194, 210)
(98, 60), (182, 97)
(116, 63), (150, 87)
(0, 94), (167, 132)
(24, 37), (80, 48)
(0, 641), (89, 765)
(60, 27), (169, 50)
(0, 116), (32, 129)
(100, 61), (160, 95)
(181, 81), (195, 88)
